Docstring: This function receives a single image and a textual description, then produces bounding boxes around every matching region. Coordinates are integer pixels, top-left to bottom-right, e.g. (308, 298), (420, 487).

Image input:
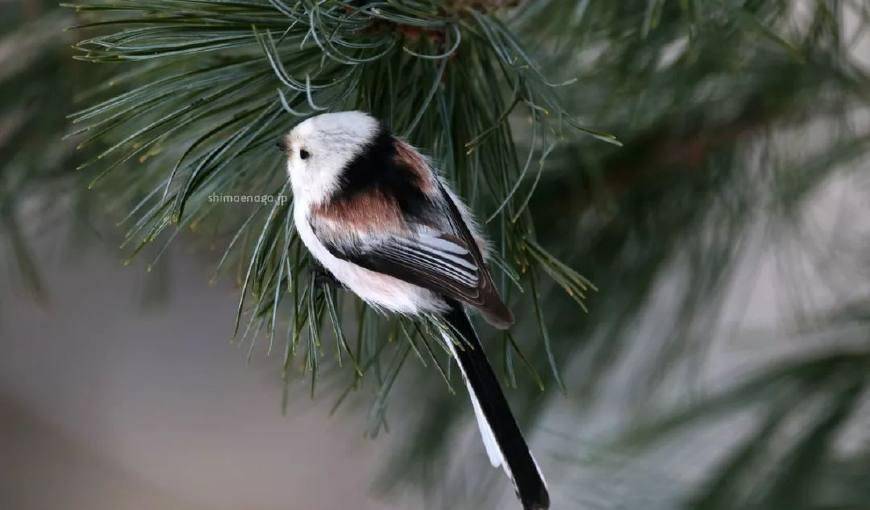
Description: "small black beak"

(275, 139), (286, 153)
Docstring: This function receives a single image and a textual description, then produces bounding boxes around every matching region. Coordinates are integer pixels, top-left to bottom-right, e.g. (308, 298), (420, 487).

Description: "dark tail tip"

(523, 488), (550, 510)
(519, 472), (550, 509)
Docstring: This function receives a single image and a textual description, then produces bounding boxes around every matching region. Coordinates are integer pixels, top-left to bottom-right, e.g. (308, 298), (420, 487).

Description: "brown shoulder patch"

(313, 191), (406, 234)
(394, 140), (436, 195)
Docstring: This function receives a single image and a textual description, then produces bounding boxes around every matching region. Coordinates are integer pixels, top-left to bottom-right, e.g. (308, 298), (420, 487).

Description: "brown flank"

(314, 191), (407, 234)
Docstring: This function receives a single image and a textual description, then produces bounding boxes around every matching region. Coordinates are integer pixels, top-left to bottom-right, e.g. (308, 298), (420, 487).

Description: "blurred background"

(2, 1), (870, 509)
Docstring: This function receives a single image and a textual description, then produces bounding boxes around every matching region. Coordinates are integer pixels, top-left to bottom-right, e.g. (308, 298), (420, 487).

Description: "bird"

(279, 110), (550, 510)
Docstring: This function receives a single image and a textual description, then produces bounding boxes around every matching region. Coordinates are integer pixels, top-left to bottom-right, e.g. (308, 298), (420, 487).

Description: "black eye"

(299, 149), (310, 160)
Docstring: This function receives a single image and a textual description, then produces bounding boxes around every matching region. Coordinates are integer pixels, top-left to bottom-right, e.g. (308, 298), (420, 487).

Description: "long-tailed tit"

(280, 111), (549, 510)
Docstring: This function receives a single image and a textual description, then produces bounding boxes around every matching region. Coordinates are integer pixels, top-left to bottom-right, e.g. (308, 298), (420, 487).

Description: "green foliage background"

(2, 1), (870, 508)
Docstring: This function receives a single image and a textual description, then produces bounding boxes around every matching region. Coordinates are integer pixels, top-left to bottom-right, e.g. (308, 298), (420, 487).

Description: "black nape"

(333, 126), (436, 224)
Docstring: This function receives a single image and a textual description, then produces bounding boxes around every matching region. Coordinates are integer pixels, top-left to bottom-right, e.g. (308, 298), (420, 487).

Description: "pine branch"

(3, 1), (870, 508)
(66, 0), (605, 402)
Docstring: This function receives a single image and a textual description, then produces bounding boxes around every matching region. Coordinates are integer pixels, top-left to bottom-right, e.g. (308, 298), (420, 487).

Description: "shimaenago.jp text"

(208, 193), (288, 206)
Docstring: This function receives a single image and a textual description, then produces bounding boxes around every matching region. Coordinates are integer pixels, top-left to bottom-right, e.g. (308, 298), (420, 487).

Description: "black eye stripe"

(300, 149), (310, 160)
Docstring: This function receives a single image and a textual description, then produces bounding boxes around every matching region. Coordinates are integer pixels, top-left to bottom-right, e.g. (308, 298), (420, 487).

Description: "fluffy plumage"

(283, 111), (548, 509)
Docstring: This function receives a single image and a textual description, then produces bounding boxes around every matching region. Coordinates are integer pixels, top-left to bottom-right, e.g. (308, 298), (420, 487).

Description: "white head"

(280, 111), (380, 206)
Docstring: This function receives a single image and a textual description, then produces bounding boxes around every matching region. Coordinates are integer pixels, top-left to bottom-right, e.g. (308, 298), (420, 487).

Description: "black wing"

(313, 182), (513, 329)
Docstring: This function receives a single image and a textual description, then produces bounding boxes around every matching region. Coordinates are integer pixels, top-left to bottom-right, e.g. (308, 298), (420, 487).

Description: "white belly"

(293, 204), (440, 315)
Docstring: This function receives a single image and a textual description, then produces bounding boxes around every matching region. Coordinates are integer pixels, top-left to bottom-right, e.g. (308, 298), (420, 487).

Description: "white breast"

(293, 203), (442, 316)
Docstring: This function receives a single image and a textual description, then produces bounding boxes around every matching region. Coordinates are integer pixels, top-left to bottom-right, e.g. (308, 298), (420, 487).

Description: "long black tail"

(443, 300), (550, 510)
